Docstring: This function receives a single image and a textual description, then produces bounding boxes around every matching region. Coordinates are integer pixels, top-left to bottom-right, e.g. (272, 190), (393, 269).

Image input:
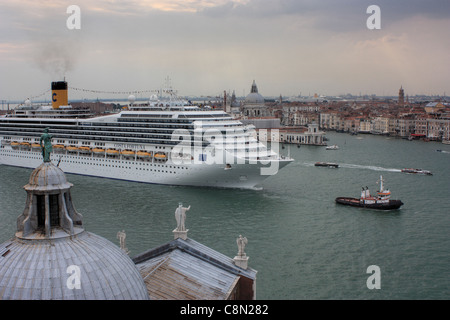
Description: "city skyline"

(1, 0), (449, 102)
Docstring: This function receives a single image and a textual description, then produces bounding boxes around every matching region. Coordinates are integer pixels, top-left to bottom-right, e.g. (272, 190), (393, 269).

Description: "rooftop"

(133, 237), (257, 300)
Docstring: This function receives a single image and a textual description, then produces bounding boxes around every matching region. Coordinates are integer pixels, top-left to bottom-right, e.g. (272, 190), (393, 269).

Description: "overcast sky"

(1, 0), (449, 102)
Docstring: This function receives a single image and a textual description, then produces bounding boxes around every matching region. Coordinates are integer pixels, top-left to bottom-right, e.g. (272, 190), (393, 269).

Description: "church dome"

(244, 80), (264, 105)
(0, 232), (149, 300)
(26, 162), (72, 191)
(0, 159), (149, 300)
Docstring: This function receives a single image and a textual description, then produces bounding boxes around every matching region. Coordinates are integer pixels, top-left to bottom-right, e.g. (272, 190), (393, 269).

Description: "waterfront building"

(395, 116), (416, 137)
(319, 111), (343, 131)
(257, 122), (326, 145)
(343, 117), (362, 133)
(241, 80), (269, 118)
(371, 116), (390, 135)
(415, 115), (430, 137)
(359, 119), (372, 133)
(427, 118), (450, 141)
(282, 122), (326, 145)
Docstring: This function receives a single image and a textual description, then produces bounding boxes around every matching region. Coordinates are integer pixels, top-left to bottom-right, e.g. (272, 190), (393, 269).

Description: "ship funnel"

(51, 81), (68, 109)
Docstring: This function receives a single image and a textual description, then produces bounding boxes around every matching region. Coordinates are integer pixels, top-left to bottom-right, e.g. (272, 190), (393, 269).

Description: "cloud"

(0, 0), (449, 100)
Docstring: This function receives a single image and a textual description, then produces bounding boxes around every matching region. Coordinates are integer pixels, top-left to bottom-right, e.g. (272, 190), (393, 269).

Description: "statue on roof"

(237, 235), (248, 257)
(39, 128), (53, 162)
(117, 230), (129, 254)
(175, 203), (190, 231)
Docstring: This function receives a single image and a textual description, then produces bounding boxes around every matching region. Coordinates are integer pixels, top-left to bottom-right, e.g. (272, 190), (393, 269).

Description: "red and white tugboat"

(335, 175), (403, 210)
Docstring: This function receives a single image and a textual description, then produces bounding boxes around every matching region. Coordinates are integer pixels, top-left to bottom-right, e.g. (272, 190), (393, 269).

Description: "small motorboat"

(315, 162), (339, 168)
(326, 144), (339, 150)
(401, 168), (432, 175)
(335, 175), (403, 210)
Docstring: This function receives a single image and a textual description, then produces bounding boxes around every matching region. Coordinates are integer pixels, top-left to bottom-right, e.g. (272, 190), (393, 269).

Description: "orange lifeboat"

(136, 150), (152, 158)
(106, 148), (119, 155)
(66, 145), (79, 152)
(92, 147), (105, 154)
(154, 153), (166, 159)
(53, 144), (66, 153)
(121, 149), (135, 158)
(31, 143), (41, 150)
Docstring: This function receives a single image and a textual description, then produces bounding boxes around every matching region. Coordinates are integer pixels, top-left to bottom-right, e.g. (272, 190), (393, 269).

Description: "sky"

(0, 0), (449, 102)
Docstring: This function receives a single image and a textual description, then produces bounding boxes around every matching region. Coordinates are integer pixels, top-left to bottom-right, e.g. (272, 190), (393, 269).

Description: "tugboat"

(335, 176), (403, 210)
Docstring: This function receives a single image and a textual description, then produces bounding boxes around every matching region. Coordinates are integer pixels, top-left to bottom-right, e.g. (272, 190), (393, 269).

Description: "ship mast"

(379, 175), (384, 192)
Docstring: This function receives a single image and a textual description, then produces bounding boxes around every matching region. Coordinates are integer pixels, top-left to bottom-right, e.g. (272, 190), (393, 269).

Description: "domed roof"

(244, 80), (264, 105)
(25, 162), (72, 191)
(0, 231), (149, 300)
(0, 158), (149, 300)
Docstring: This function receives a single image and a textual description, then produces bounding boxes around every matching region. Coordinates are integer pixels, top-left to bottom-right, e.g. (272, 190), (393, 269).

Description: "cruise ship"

(0, 81), (292, 189)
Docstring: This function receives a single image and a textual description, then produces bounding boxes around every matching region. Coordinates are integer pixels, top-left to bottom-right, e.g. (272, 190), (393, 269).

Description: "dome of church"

(244, 80), (264, 105)
(0, 231), (150, 300)
(0, 159), (149, 300)
(26, 162), (72, 191)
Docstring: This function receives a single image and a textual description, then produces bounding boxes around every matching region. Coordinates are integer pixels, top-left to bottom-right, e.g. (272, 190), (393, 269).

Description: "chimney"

(51, 81), (68, 109)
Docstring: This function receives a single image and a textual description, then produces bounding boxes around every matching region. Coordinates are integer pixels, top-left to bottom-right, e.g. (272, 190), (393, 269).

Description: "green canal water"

(1, 132), (449, 299)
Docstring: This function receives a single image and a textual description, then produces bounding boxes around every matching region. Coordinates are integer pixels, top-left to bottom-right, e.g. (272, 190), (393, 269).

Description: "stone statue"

(237, 235), (248, 257)
(39, 128), (53, 162)
(175, 203), (190, 231)
(117, 230), (129, 253)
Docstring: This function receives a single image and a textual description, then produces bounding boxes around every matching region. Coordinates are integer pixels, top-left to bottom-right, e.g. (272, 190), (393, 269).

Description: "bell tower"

(398, 86), (405, 106)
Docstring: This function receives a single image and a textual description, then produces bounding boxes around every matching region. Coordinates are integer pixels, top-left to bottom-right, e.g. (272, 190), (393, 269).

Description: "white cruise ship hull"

(0, 81), (293, 189)
(0, 148), (291, 189)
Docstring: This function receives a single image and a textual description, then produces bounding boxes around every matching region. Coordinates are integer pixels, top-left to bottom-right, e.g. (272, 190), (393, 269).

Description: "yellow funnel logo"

(51, 81), (68, 109)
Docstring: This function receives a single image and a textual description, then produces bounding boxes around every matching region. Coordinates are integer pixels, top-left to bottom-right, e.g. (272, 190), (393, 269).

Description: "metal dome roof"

(245, 92), (265, 104)
(0, 158), (149, 300)
(0, 231), (149, 300)
(244, 80), (264, 105)
(25, 162), (72, 191)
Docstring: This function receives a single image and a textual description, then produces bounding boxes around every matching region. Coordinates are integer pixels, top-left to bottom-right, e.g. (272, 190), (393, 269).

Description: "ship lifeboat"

(11, 141), (20, 149)
(31, 143), (42, 151)
(154, 153), (166, 159)
(19, 142), (31, 150)
(78, 146), (92, 154)
(53, 144), (66, 153)
(121, 149), (135, 158)
(106, 148), (119, 156)
(66, 145), (79, 153)
(137, 150), (152, 159)
(92, 147), (106, 154)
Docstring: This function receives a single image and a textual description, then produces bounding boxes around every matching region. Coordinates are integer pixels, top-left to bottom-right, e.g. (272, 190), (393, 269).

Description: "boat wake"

(339, 163), (402, 173)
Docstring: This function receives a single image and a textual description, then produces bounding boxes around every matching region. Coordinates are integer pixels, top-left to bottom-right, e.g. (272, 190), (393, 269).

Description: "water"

(1, 132), (449, 299)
